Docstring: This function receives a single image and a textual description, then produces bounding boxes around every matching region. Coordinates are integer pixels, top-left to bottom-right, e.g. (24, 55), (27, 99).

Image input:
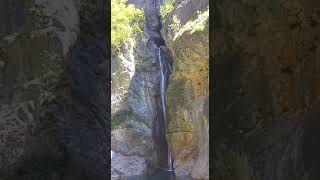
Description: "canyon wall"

(0, 0), (109, 179)
(111, 0), (172, 177)
(111, 0), (210, 178)
(161, 0), (209, 179)
(212, 0), (320, 179)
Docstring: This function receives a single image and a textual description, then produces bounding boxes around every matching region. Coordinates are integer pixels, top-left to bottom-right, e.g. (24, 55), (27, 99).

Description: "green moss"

(112, 109), (131, 128)
(167, 79), (193, 106)
(111, 109), (148, 129)
(167, 79), (195, 132)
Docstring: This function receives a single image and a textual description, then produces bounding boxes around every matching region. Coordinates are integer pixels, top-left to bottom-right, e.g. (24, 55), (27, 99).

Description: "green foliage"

(111, 0), (144, 50)
(160, 0), (175, 18)
(112, 109), (132, 128)
(160, 4), (174, 18)
(169, 15), (181, 35)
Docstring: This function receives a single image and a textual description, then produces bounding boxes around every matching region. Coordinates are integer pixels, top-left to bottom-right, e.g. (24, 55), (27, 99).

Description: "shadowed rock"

(0, 0), (110, 179)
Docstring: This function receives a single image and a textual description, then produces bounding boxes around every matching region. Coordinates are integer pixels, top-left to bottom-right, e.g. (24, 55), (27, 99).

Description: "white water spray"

(158, 47), (173, 172)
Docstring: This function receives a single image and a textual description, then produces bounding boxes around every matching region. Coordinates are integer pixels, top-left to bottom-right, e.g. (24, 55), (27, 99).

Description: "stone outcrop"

(161, 0), (209, 179)
(212, 0), (320, 179)
(111, 0), (172, 178)
(0, 0), (109, 179)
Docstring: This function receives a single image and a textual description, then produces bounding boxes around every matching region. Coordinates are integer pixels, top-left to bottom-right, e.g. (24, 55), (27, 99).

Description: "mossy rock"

(111, 109), (148, 129)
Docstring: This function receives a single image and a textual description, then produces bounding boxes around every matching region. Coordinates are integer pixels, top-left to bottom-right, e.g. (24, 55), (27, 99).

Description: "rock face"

(111, 0), (172, 178)
(161, 0), (209, 179)
(0, 0), (109, 179)
(212, 0), (320, 179)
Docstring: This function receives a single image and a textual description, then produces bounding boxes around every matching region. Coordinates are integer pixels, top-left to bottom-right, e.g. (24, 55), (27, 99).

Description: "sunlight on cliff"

(111, 39), (137, 113)
(171, 6), (209, 41)
(118, 39), (136, 79)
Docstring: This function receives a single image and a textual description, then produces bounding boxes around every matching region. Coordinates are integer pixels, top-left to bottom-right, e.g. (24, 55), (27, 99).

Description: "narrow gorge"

(111, 0), (173, 176)
(111, 0), (209, 179)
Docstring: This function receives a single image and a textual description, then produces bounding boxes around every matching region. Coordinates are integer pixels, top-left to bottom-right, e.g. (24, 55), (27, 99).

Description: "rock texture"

(0, 0), (109, 179)
(161, 0), (209, 179)
(212, 0), (320, 179)
(111, 0), (172, 178)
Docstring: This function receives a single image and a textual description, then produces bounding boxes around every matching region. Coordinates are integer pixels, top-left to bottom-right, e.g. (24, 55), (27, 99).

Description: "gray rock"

(111, 151), (147, 179)
(111, 0), (172, 175)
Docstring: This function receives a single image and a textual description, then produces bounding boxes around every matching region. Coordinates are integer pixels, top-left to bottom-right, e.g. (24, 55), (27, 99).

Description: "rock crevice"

(111, 0), (173, 177)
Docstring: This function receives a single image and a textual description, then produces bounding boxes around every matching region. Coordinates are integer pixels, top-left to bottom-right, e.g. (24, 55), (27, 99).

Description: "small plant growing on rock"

(160, 0), (175, 18)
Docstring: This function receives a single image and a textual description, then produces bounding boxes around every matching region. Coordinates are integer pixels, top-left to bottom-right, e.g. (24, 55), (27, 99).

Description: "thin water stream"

(158, 47), (174, 172)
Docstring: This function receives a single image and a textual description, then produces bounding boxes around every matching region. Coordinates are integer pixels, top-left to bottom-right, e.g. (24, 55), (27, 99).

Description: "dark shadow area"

(303, 101), (320, 180)
(0, 0), (110, 179)
(210, 0), (320, 179)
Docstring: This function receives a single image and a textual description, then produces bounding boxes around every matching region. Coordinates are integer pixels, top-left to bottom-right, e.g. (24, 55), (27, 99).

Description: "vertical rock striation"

(111, 0), (172, 177)
(161, 0), (209, 179)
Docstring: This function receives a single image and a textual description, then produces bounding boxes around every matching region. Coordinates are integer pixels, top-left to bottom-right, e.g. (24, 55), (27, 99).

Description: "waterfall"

(158, 47), (173, 172)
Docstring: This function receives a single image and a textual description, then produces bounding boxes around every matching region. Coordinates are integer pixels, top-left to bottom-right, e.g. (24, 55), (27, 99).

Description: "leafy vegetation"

(160, 0), (175, 18)
(169, 15), (181, 35)
(111, 0), (145, 50)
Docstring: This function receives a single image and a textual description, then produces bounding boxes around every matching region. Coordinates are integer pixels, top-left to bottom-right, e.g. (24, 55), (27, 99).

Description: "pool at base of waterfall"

(112, 171), (195, 180)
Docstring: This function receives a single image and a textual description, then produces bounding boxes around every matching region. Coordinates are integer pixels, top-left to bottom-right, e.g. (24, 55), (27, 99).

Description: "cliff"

(212, 0), (320, 179)
(161, 0), (209, 179)
(0, 0), (109, 179)
(111, 0), (172, 177)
